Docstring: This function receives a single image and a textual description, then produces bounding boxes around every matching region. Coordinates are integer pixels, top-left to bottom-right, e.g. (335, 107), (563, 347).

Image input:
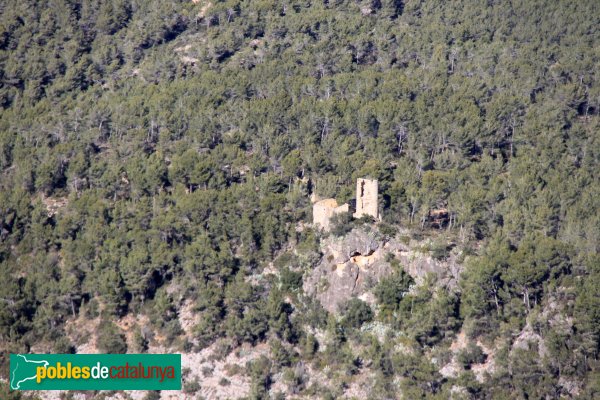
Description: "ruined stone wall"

(353, 178), (379, 220)
(313, 199), (349, 231)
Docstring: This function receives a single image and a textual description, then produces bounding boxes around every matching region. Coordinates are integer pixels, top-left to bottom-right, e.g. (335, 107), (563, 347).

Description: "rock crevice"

(304, 228), (464, 313)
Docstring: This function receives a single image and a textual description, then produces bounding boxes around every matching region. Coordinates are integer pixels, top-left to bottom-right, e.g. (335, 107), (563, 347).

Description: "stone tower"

(353, 178), (379, 220)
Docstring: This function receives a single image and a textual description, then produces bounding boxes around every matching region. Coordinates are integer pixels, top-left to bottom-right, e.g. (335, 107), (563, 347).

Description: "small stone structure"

(313, 199), (349, 231)
(353, 178), (379, 220)
(312, 177), (380, 230)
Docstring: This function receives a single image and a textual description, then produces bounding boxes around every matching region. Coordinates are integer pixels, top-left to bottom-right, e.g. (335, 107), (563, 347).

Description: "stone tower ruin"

(312, 177), (379, 231)
(353, 178), (379, 220)
(313, 199), (349, 231)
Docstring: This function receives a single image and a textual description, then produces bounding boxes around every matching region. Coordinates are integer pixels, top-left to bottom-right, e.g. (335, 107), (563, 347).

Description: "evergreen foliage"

(0, 0), (598, 396)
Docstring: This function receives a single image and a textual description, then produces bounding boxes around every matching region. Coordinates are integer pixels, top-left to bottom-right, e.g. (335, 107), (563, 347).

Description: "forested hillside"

(1, 0), (599, 398)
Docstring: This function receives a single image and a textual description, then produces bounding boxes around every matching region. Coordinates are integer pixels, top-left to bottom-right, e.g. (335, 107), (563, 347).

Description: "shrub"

(183, 377), (200, 394)
(430, 241), (451, 260)
(53, 336), (76, 353)
(280, 267), (303, 292)
(96, 320), (127, 354)
(457, 343), (487, 369)
(374, 270), (413, 311)
(219, 377), (231, 386)
(378, 223), (397, 237)
(274, 252), (296, 269)
(143, 391), (161, 400)
(340, 298), (373, 329)
(330, 212), (353, 237)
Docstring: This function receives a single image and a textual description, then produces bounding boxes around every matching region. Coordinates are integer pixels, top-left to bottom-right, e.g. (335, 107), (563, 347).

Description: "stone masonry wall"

(313, 199), (349, 231)
(353, 178), (378, 220)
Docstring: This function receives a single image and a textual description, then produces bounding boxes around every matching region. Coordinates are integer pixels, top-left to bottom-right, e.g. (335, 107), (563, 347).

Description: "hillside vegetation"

(1, 0), (599, 398)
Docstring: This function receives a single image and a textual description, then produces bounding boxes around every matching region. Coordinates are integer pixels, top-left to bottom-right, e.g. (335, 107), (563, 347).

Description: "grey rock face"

(303, 228), (390, 313)
(303, 227), (464, 314)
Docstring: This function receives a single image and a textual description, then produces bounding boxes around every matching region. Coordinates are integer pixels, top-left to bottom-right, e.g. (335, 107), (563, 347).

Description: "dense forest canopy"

(1, 0), (599, 398)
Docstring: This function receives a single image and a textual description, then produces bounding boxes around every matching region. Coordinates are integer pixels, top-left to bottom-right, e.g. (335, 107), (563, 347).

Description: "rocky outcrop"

(511, 322), (548, 357)
(394, 245), (463, 288)
(303, 227), (464, 313)
(439, 330), (497, 382)
(303, 228), (388, 313)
